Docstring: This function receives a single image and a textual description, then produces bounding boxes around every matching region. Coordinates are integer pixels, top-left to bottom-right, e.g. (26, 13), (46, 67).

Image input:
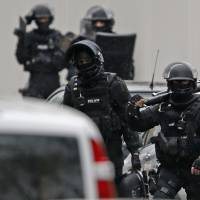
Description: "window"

(0, 134), (84, 199)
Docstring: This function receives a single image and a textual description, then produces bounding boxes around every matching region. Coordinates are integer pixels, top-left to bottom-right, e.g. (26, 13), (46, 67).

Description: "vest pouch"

(178, 137), (196, 158)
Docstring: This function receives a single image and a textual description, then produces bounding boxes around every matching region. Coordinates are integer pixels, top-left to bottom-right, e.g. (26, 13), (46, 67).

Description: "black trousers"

(105, 137), (123, 179)
(153, 166), (200, 200)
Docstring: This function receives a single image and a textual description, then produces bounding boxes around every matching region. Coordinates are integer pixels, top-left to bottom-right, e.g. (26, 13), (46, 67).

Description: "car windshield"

(0, 134), (84, 200)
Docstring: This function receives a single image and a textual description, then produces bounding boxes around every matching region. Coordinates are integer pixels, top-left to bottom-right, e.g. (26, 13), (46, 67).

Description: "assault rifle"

(144, 81), (200, 106)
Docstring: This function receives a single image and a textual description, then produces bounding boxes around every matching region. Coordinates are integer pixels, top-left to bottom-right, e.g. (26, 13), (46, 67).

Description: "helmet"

(165, 62), (196, 82)
(66, 40), (104, 65)
(85, 5), (114, 23)
(66, 40), (104, 80)
(26, 5), (54, 26)
(81, 5), (115, 36)
(164, 62), (197, 104)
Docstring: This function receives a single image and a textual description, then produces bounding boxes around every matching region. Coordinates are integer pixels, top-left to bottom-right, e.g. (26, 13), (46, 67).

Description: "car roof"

(125, 81), (167, 93)
(0, 98), (100, 138)
(47, 85), (65, 101)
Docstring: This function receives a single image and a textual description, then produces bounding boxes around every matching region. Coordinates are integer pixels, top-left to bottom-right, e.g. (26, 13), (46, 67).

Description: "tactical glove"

(14, 28), (25, 38)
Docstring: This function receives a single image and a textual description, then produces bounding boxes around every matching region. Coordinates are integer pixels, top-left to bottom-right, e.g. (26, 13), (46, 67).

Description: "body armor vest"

(31, 30), (58, 51)
(24, 29), (62, 73)
(153, 96), (200, 165)
(69, 74), (121, 141)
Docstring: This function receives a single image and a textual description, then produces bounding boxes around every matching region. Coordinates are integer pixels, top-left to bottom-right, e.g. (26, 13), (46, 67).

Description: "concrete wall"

(1, 0), (200, 96)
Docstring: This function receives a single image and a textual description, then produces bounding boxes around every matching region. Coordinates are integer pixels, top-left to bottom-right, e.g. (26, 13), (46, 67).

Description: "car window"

(0, 134), (84, 200)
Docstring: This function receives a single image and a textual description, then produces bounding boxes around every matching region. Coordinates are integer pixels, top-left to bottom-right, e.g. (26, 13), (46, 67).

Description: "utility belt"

(151, 132), (200, 158)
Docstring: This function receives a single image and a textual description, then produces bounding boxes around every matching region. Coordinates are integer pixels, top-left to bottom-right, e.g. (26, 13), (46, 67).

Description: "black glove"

(14, 28), (25, 37)
(127, 104), (139, 118)
(131, 152), (141, 171)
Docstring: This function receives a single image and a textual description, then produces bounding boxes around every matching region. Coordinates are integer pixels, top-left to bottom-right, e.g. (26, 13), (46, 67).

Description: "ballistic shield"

(95, 32), (136, 80)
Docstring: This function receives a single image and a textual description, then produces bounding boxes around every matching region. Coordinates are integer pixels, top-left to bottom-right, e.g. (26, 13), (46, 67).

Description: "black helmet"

(165, 62), (196, 82)
(85, 5), (114, 23)
(66, 40), (104, 81)
(83, 5), (115, 33)
(26, 5), (54, 25)
(66, 40), (104, 65)
(165, 62), (197, 104)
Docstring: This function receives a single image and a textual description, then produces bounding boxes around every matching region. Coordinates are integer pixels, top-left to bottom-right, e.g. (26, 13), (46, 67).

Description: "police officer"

(63, 39), (140, 190)
(65, 5), (115, 81)
(76, 5), (114, 42)
(14, 4), (65, 99)
(67, 5), (135, 81)
(127, 62), (200, 199)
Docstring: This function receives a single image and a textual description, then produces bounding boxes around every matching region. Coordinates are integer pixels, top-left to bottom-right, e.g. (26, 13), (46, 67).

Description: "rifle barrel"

(144, 85), (200, 106)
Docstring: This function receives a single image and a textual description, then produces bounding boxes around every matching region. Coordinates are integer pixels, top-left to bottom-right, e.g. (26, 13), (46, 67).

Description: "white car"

(47, 81), (167, 104)
(0, 98), (116, 199)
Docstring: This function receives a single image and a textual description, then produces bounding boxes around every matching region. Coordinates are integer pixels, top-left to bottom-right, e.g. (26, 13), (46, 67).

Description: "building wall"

(0, 0), (200, 96)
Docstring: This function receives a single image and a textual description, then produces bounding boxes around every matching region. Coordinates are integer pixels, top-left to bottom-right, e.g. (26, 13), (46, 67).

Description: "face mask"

(171, 80), (193, 93)
(36, 17), (50, 31)
(76, 51), (93, 67)
(92, 20), (111, 32)
(78, 63), (96, 78)
(169, 80), (194, 103)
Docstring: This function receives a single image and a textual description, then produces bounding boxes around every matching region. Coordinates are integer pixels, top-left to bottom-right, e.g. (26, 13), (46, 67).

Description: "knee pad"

(153, 187), (174, 199)
(155, 168), (182, 198)
(154, 179), (179, 199)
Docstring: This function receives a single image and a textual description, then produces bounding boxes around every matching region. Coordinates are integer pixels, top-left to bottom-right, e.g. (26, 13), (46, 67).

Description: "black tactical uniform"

(127, 62), (200, 199)
(63, 40), (139, 183)
(15, 5), (65, 99)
